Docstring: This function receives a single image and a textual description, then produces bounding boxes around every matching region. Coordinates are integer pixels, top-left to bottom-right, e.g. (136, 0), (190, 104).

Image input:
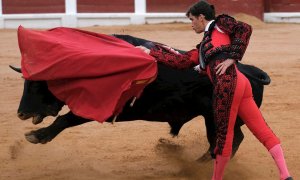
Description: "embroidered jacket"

(149, 14), (252, 69)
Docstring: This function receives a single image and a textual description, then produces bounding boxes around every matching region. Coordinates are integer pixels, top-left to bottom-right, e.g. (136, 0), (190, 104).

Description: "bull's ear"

(9, 65), (22, 73)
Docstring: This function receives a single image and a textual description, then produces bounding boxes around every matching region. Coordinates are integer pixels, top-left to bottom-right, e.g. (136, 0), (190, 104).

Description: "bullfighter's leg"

(210, 64), (290, 179)
(231, 121), (244, 158)
(25, 111), (91, 144)
(237, 80), (291, 179)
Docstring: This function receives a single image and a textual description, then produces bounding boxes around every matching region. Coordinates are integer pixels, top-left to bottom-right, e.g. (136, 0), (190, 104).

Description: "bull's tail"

(237, 63), (271, 85)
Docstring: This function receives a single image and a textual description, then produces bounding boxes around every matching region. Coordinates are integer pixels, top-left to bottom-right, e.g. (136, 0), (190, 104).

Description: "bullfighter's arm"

(216, 14), (252, 61)
(149, 44), (199, 69)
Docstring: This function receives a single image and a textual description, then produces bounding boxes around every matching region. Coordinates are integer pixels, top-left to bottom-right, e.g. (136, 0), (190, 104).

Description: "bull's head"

(10, 65), (64, 124)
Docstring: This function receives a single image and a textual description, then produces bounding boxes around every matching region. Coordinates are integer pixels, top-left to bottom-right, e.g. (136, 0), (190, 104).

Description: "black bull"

(11, 35), (270, 160)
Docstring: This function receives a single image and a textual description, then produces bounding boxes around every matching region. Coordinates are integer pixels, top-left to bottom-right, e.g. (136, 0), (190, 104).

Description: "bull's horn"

(130, 97), (137, 107)
(112, 115), (118, 124)
(9, 65), (22, 73)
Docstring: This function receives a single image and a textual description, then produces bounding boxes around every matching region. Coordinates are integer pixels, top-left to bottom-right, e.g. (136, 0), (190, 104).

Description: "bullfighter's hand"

(193, 65), (207, 76)
(135, 46), (150, 54)
(215, 59), (236, 75)
(162, 45), (180, 54)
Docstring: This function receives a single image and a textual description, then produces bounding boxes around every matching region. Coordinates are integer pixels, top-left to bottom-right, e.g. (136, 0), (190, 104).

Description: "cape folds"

(18, 26), (157, 123)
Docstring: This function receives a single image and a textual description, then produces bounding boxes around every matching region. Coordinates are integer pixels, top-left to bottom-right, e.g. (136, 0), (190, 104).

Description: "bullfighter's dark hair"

(186, 0), (215, 20)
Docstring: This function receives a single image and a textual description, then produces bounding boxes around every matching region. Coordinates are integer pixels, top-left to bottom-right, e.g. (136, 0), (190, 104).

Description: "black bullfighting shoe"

(285, 177), (293, 180)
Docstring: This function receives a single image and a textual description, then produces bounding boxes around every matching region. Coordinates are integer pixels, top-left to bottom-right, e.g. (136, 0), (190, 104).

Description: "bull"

(10, 35), (270, 160)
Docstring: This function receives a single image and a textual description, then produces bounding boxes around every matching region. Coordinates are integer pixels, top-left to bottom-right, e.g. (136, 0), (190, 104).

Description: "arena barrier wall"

(0, 0), (299, 29)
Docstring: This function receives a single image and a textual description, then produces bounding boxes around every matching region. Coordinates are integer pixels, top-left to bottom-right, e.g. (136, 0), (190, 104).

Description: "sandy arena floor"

(0, 15), (299, 179)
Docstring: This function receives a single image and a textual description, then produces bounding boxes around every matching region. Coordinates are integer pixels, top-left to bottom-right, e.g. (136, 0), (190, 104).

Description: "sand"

(1, 17), (300, 180)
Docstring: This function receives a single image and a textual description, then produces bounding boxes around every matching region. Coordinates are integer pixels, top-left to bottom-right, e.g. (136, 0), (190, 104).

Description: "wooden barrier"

(0, 0), (299, 29)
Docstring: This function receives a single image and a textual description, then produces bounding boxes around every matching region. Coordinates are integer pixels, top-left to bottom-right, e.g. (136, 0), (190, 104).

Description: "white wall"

(0, 0), (189, 29)
(0, 0), (299, 29)
(264, 13), (300, 23)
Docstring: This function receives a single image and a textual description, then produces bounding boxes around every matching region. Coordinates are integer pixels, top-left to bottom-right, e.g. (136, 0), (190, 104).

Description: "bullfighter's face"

(188, 14), (206, 34)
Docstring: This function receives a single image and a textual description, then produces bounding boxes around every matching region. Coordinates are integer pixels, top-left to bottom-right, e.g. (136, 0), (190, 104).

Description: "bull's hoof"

(25, 132), (40, 144)
(196, 150), (213, 163)
(24, 129), (53, 144)
(32, 115), (45, 125)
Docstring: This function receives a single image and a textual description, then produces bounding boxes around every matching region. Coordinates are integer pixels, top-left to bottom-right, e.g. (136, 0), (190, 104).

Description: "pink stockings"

(212, 145), (291, 180)
(269, 144), (291, 180)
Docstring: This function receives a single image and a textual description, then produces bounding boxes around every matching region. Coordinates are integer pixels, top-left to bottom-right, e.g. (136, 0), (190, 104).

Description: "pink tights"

(207, 65), (290, 179)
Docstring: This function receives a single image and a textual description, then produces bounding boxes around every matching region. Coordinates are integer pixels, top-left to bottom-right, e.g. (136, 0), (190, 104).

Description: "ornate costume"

(149, 14), (280, 157)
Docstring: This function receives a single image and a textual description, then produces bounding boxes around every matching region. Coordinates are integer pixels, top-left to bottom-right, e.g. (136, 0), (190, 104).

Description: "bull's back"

(118, 63), (213, 123)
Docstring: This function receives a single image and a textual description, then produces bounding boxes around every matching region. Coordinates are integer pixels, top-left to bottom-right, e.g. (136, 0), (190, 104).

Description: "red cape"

(18, 26), (157, 122)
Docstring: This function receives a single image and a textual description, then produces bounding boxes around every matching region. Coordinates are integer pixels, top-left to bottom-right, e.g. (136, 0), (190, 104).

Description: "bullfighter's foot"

(196, 150), (213, 163)
(25, 128), (55, 144)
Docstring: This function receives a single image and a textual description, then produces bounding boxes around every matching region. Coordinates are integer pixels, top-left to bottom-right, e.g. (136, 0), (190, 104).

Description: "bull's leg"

(197, 114), (216, 162)
(168, 120), (185, 137)
(25, 111), (91, 144)
(197, 115), (244, 162)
